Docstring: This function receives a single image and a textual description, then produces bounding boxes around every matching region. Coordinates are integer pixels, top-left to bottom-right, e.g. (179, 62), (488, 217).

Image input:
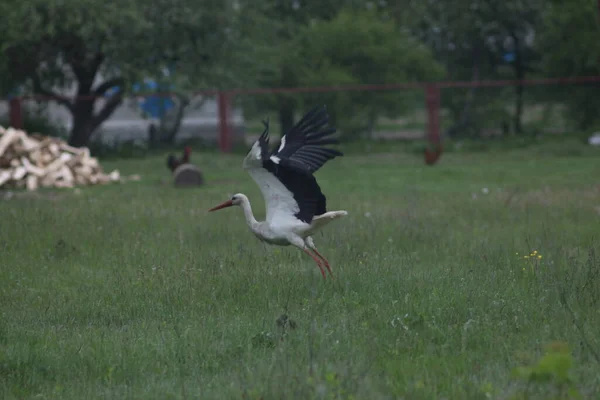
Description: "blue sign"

(104, 66), (177, 119)
(503, 52), (516, 63)
(132, 79), (175, 119)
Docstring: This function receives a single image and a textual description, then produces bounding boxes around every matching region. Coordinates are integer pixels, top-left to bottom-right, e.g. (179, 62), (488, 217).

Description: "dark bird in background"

(167, 146), (192, 172)
(424, 143), (443, 165)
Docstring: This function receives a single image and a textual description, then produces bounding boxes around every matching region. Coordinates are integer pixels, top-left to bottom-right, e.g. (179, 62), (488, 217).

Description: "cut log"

(54, 180), (75, 188)
(0, 170), (11, 186)
(21, 157), (45, 177)
(48, 143), (60, 156)
(20, 136), (41, 152)
(109, 170), (121, 182)
(12, 166), (27, 181)
(44, 152), (72, 175)
(40, 174), (56, 187)
(29, 138), (52, 153)
(26, 175), (38, 191)
(173, 163), (204, 187)
(0, 128), (20, 157)
(75, 175), (88, 185)
(81, 156), (99, 169)
(74, 165), (93, 178)
(59, 143), (85, 155)
(0, 126), (140, 191)
(55, 165), (74, 183)
(40, 151), (53, 165)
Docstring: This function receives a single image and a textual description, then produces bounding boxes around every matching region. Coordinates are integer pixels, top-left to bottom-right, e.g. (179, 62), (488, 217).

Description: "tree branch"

(63, 34), (90, 85)
(88, 93), (124, 134)
(31, 71), (74, 112)
(89, 53), (105, 76)
(93, 78), (126, 96)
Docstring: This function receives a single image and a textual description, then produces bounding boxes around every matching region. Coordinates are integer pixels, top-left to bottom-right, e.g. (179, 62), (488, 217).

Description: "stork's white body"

(234, 192), (347, 246)
(209, 105), (348, 279)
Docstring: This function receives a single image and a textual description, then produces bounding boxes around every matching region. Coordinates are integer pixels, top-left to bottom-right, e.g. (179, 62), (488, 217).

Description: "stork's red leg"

(311, 248), (333, 278)
(303, 248), (326, 279)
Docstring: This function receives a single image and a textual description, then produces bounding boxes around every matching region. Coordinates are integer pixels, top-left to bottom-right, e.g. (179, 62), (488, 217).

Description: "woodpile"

(0, 126), (131, 191)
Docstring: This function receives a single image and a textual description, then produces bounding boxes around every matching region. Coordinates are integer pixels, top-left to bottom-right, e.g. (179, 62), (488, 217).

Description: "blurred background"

(0, 0), (599, 158)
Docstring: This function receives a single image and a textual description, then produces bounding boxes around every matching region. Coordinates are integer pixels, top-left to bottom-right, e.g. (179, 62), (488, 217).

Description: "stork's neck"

(239, 196), (259, 230)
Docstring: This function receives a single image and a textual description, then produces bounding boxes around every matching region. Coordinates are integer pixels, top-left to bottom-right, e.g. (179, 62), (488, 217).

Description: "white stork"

(208, 105), (348, 279)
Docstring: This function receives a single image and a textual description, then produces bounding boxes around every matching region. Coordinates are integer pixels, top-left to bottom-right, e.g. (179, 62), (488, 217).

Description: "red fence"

(6, 75), (600, 153)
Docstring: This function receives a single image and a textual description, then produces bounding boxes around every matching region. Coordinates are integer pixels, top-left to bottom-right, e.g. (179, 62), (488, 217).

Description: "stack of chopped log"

(0, 126), (125, 191)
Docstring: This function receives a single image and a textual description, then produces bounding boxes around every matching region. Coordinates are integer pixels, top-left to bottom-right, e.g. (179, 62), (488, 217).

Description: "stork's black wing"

(268, 105), (343, 175)
(242, 105), (343, 224)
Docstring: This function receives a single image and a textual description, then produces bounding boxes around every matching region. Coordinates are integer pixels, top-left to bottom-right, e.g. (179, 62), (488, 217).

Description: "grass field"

(1, 142), (600, 399)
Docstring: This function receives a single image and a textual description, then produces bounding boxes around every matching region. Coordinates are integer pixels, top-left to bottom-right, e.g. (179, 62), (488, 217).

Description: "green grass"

(2, 144), (600, 399)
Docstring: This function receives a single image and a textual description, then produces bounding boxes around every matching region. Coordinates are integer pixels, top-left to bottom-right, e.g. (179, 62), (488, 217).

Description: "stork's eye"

(231, 196), (236, 201)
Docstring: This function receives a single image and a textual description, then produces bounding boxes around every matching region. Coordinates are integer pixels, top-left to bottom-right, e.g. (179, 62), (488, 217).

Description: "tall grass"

(1, 147), (599, 399)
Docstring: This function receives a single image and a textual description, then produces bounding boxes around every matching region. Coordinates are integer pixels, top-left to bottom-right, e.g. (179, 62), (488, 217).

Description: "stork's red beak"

(208, 199), (233, 212)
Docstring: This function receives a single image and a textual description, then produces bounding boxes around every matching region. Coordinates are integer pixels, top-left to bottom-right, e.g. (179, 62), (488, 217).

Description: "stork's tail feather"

(310, 210), (348, 230)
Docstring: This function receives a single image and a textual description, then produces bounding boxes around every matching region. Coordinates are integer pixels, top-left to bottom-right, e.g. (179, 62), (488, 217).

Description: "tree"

(0, 0), (244, 147)
(399, 0), (542, 137)
(537, 0), (600, 130)
(476, 1), (542, 135)
(237, 0), (361, 136)
(239, 5), (443, 139)
(298, 9), (444, 139)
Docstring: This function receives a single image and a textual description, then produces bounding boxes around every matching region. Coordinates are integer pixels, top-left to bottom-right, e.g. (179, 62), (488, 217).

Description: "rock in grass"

(173, 163), (204, 187)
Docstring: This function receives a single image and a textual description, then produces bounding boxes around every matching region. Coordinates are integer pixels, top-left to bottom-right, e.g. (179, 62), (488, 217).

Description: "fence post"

(9, 97), (23, 129)
(425, 84), (441, 145)
(217, 91), (232, 153)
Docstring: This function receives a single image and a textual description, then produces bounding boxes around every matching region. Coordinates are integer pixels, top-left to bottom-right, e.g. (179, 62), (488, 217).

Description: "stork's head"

(208, 193), (245, 212)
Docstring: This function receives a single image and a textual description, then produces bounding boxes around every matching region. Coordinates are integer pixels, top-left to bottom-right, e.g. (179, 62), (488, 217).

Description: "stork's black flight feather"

(253, 105), (343, 223)
(268, 105), (343, 175)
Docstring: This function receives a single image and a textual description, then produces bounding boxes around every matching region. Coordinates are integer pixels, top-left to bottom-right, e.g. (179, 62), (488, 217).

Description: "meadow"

(1, 139), (600, 399)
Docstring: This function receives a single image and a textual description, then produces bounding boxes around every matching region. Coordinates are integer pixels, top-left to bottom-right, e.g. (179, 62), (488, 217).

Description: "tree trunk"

(65, 54), (125, 148)
(25, 52), (123, 148)
(157, 95), (192, 145)
(513, 68), (524, 135)
(68, 98), (95, 147)
(446, 47), (480, 138)
(67, 85), (124, 147)
(512, 35), (525, 135)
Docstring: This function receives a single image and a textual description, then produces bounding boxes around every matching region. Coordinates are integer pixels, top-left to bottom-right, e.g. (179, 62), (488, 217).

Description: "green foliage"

(0, 0), (598, 142)
(298, 9), (444, 139)
(238, 4), (443, 139)
(512, 342), (581, 399)
(0, 0), (252, 146)
(538, 0), (600, 130)
(403, 0), (544, 136)
(0, 0), (240, 86)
